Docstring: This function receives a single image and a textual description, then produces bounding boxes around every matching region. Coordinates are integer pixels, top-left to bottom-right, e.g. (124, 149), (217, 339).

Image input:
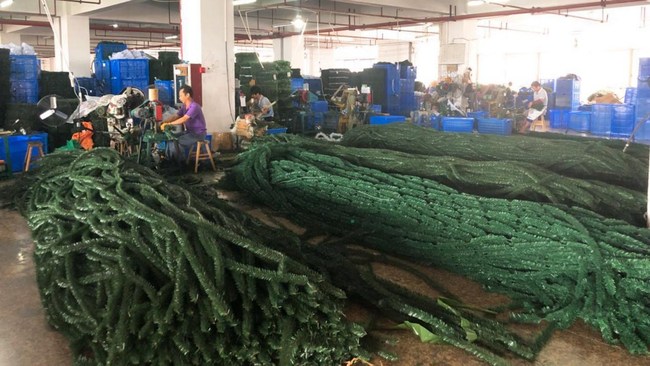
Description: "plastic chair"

(186, 140), (217, 173)
(23, 141), (45, 172)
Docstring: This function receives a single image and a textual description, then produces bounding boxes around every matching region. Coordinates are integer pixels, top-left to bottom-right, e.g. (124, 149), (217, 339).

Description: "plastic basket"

(477, 118), (512, 135)
(441, 117), (474, 133)
(9, 55), (39, 80)
(589, 104), (614, 136)
(267, 127), (288, 135)
(568, 111), (591, 132)
(548, 109), (570, 129)
(110, 59), (150, 80)
(611, 104), (635, 136)
(155, 80), (174, 106)
(10, 79), (39, 104)
(0, 133), (48, 172)
(369, 115), (406, 125)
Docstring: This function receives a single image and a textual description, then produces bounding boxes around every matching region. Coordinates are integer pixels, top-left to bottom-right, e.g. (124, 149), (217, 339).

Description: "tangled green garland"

(22, 148), (364, 365)
(231, 142), (650, 355)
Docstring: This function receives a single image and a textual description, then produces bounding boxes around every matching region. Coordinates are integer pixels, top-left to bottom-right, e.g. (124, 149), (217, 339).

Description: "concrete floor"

(2, 197), (650, 366)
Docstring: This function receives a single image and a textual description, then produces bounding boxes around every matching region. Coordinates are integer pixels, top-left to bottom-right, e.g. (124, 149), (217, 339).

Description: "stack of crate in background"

(109, 59), (150, 94)
(631, 58), (650, 141)
(93, 41), (127, 95)
(9, 54), (39, 104)
(399, 62), (417, 117)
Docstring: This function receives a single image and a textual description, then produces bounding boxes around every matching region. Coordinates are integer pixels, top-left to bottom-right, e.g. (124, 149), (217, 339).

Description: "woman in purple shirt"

(160, 85), (207, 163)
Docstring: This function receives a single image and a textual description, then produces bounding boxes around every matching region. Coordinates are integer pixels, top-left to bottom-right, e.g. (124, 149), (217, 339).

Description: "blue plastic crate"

(290, 78), (304, 92)
(267, 127), (288, 135)
(110, 77), (149, 95)
(155, 80), (174, 106)
(75, 77), (98, 97)
(429, 115), (440, 130)
(555, 79), (580, 110)
(441, 117), (474, 133)
(611, 104), (635, 136)
(310, 100), (328, 113)
(590, 104), (614, 136)
(0, 133), (48, 172)
(568, 111), (591, 132)
(638, 58), (650, 89)
(95, 42), (127, 60)
(467, 111), (487, 120)
(548, 109), (570, 129)
(369, 115), (406, 125)
(369, 105), (382, 113)
(9, 55), (39, 80)
(624, 87), (637, 104)
(10, 79), (39, 104)
(540, 79), (555, 92)
(477, 118), (512, 135)
(110, 59), (149, 80)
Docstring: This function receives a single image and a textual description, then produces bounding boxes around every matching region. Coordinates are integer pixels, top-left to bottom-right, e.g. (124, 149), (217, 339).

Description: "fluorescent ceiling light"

(233, 0), (256, 6)
(165, 35), (178, 40)
(291, 15), (305, 30)
(0, 0), (13, 8)
(467, 0), (485, 6)
(112, 23), (119, 28)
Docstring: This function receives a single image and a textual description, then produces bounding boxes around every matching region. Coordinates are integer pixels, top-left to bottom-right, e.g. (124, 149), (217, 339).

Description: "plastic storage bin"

(634, 120), (650, 141)
(548, 109), (570, 129)
(568, 111), (591, 132)
(638, 58), (650, 90)
(267, 127), (288, 135)
(590, 104), (614, 136)
(0, 133), (48, 172)
(310, 100), (328, 113)
(555, 79), (580, 110)
(441, 117), (474, 133)
(110, 59), (149, 80)
(10, 79), (39, 104)
(477, 118), (512, 135)
(95, 42), (127, 60)
(9, 55), (39, 80)
(624, 87), (637, 104)
(75, 77), (98, 97)
(611, 104), (635, 137)
(155, 80), (174, 106)
(369, 115), (406, 125)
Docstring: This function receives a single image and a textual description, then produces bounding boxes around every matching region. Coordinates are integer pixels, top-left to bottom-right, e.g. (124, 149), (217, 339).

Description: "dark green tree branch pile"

(19, 148), (365, 365)
(230, 142), (650, 355)
(340, 124), (648, 192)
(260, 135), (646, 225)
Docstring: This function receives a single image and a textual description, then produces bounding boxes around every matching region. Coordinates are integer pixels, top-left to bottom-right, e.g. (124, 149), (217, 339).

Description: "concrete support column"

(273, 35), (305, 70)
(181, 0), (235, 133)
(0, 31), (21, 45)
(438, 20), (478, 78)
(58, 14), (91, 77)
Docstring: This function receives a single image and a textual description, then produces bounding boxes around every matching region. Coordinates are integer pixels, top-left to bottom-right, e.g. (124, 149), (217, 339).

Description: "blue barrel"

(589, 104), (614, 136)
(611, 104), (635, 137)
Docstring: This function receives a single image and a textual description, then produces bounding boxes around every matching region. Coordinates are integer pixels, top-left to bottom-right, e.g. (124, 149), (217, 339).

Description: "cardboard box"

(211, 132), (233, 152)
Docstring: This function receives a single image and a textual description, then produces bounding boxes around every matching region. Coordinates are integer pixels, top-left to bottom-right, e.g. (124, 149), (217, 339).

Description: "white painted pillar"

(0, 31), (21, 45)
(180, 0), (235, 133)
(438, 20), (478, 78)
(59, 14), (91, 77)
(273, 35), (305, 70)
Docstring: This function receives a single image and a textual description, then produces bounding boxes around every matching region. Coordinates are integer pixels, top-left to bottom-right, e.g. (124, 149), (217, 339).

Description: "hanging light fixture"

(291, 15), (305, 30)
(0, 0), (14, 8)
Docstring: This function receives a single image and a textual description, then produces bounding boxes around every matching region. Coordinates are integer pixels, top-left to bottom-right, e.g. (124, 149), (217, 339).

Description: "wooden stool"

(23, 141), (45, 172)
(115, 140), (132, 156)
(186, 140), (217, 173)
(530, 113), (548, 132)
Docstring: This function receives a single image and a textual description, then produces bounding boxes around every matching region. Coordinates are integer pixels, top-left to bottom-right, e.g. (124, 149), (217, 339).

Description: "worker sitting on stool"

(160, 85), (207, 164)
(250, 85), (274, 124)
(519, 81), (548, 133)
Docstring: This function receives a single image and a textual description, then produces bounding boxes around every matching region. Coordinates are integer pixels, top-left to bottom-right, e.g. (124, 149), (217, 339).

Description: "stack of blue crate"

(93, 42), (127, 95)
(555, 78), (580, 110)
(9, 55), (39, 103)
(589, 104), (614, 137)
(110, 59), (150, 94)
(399, 65), (416, 117)
(635, 58), (650, 138)
(155, 80), (174, 106)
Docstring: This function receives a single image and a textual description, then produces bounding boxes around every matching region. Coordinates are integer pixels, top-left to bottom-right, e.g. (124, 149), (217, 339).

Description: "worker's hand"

(160, 123), (168, 130)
